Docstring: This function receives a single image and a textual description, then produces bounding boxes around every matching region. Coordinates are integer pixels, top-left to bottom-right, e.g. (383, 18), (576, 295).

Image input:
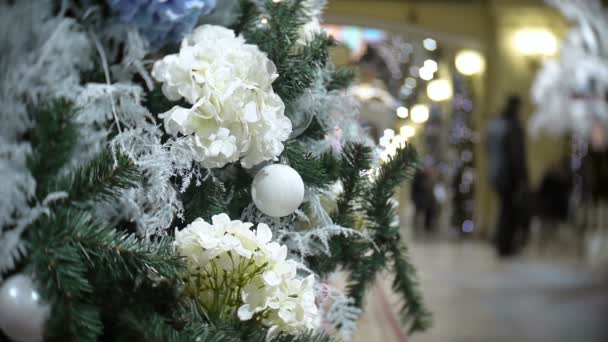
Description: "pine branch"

(53, 148), (142, 205)
(28, 98), (79, 197)
(241, 0), (331, 102)
(299, 116), (326, 140)
(181, 173), (228, 223)
(27, 211), (103, 341)
(346, 252), (385, 308)
(117, 311), (227, 342)
(326, 66), (356, 91)
(390, 244), (432, 333)
(27, 208), (184, 341)
(283, 141), (332, 189)
(344, 144), (430, 333)
(331, 143), (373, 227)
(306, 144), (373, 276)
(275, 332), (337, 342)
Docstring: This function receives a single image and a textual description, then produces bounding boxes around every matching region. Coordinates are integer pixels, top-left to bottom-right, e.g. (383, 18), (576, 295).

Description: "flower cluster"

(107, 0), (217, 49)
(152, 25), (292, 168)
(174, 214), (319, 336)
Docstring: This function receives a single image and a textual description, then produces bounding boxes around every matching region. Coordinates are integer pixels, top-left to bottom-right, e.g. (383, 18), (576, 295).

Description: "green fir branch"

(241, 0), (331, 102)
(345, 144), (430, 333)
(325, 66), (357, 91)
(27, 210), (103, 341)
(116, 310), (226, 342)
(27, 208), (184, 341)
(283, 141), (332, 189)
(275, 332), (337, 342)
(299, 116), (326, 140)
(306, 144), (373, 277)
(181, 173), (228, 223)
(28, 98), (79, 197)
(346, 251), (385, 308)
(54, 148), (142, 205)
(390, 244), (432, 333)
(331, 143), (373, 227)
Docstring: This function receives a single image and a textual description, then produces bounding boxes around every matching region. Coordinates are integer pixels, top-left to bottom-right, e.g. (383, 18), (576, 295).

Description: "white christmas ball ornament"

(252, 164), (305, 217)
(0, 274), (49, 342)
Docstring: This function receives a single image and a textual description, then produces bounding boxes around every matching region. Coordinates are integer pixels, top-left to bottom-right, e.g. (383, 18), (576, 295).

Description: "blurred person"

(487, 95), (530, 256)
(411, 167), (438, 232)
(536, 158), (572, 224)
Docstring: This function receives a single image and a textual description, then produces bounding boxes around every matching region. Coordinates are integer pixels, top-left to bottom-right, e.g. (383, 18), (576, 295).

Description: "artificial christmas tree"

(0, 0), (430, 340)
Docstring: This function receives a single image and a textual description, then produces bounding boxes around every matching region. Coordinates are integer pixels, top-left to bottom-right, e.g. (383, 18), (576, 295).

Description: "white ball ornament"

(252, 164), (305, 217)
(0, 274), (49, 342)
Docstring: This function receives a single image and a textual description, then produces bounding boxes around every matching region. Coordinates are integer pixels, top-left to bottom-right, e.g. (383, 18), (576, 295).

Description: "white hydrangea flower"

(174, 214), (319, 335)
(152, 25), (292, 168)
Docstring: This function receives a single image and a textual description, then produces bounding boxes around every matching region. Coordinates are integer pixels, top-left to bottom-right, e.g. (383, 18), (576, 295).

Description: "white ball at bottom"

(0, 274), (49, 342)
(252, 164), (305, 217)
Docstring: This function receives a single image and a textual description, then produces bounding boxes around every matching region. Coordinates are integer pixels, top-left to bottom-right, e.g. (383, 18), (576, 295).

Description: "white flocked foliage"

(530, 0), (608, 138)
(0, 0), (92, 274)
(242, 191), (374, 262)
(316, 283), (362, 341)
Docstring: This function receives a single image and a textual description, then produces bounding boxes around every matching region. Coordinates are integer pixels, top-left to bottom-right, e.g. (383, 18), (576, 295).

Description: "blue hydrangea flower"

(107, 0), (217, 49)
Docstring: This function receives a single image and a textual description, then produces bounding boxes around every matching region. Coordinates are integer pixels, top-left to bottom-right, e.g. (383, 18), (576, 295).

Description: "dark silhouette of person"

(486, 95), (530, 256)
(536, 158), (572, 223)
(411, 167), (437, 232)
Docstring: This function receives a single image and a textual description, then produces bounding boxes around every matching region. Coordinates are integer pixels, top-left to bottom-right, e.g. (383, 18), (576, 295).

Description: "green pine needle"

(54, 148), (142, 205)
(28, 98), (79, 197)
(241, 0), (331, 103)
(390, 244), (433, 333)
(283, 141), (333, 189)
(332, 143), (373, 227)
(326, 66), (357, 91)
(27, 208), (184, 341)
(345, 144), (430, 333)
(181, 173), (228, 223)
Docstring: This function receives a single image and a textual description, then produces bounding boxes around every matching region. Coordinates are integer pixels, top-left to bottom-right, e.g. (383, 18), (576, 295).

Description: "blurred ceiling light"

(396, 106), (409, 118)
(513, 28), (557, 57)
(423, 59), (438, 73)
(455, 50), (485, 75)
(400, 124), (416, 138)
(419, 67), (434, 81)
(427, 79), (453, 102)
(423, 38), (437, 51)
(411, 104), (430, 123)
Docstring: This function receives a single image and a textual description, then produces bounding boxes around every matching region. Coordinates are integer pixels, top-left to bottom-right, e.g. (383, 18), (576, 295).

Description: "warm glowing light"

(379, 136), (391, 147)
(513, 28), (558, 57)
(455, 50), (485, 75)
(411, 104), (430, 123)
(391, 135), (407, 148)
(400, 125), (416, 138)
(383, 128), (395, 139)
(396, 106), (409, 118)
(423, 59), (438, 73)
(419, 67), (434, 81)
(423, 38), (437, 51)
(427, 79), (453, 102)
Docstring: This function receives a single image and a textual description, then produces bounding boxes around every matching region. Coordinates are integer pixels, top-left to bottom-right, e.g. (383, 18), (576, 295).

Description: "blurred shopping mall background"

(322, 0), (608, 341)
